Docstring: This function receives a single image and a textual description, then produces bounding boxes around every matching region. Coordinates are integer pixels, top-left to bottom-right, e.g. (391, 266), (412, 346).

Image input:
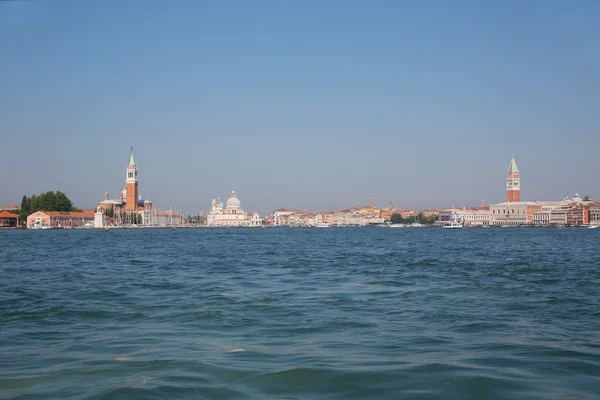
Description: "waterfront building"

(506, 156), (520, 202)
(0, 210), (19, 227)
(97, 148), (155, 225)
(491, 155), (540, 225)
(566, 205), (590, 226)
(438, 208), (490, 226)
(589, 203), (600, 225)
(489, 202), (541, 226)
(27, 210), (95, 229)
(332, 210), (384, 226)
(206, 191), (261, 227)
(532, 202), (570, 226)
(273, 209), (302, 226)
(531, 210), (550, 225)
(319, 212), (334, 226)
(532, 208), (568, 226)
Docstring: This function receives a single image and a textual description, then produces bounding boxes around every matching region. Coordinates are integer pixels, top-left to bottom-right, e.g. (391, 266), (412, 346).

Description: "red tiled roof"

(0, 211), (19, 218)
(40, 211), (95, 218)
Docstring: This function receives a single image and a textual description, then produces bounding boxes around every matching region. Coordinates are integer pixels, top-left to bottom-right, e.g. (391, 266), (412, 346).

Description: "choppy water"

(1, 227), (599, 399)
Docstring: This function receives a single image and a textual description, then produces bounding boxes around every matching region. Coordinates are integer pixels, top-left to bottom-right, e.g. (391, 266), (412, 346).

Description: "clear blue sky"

(1, 1), (598, 214)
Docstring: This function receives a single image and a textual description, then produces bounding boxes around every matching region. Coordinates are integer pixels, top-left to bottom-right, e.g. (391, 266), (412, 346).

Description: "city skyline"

(1, 1), (599, 214)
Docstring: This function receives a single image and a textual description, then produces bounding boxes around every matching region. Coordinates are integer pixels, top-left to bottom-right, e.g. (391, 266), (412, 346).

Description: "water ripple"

(1, 227), (600, 399)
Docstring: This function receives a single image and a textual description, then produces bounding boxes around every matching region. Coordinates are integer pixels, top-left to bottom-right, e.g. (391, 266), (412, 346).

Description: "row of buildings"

(4, 152), (595, 229)
(438, 156), (599, 226)
(269, 197), (432, 227)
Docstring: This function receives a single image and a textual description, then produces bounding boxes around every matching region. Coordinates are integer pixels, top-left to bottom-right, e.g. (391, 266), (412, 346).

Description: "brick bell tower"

(125, 147), (138, 210)
(506, 155), (520, 202)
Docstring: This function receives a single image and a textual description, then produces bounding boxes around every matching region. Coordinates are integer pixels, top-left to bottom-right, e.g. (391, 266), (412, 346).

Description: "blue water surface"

(1, 227), (599, 399)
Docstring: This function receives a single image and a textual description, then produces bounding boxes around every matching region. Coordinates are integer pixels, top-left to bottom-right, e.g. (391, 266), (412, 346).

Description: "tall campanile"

(125, 147), (139, 210)
(506, 155), (520, 202)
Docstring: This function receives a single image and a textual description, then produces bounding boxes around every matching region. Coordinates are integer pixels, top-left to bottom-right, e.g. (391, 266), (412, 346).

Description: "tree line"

(390, 212), (438, 225)
(18, 191), (80, 224)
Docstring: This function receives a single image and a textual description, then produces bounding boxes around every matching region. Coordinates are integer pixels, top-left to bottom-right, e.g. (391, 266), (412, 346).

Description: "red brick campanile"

(125, 148), (139, 210)
(506, 155), (520, 202)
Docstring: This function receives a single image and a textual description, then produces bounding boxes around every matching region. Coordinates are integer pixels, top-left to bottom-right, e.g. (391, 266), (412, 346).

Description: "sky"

(1, 0), (599, 215)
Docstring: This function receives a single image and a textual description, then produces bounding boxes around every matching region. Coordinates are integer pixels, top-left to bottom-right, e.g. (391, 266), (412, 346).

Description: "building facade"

(566, 206), (590, 226)
(273, 209), (301, 226)
(589, 204), (600, 225)
(0, 211), (19, 227)
(438, 208), (490, 226)
(27, 211), (95, 229)
(489, 202), (541, 226)
(206, 191), (261, 227)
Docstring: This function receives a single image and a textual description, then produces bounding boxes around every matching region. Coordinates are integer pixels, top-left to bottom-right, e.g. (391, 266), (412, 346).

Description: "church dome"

(226, 191), (241, 209)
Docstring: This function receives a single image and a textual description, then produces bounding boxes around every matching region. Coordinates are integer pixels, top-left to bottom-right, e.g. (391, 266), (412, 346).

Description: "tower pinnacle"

(129, 147), (136, 167)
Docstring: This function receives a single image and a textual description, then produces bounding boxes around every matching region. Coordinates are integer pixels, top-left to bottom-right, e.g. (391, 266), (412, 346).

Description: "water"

(1, 227), (599, 399)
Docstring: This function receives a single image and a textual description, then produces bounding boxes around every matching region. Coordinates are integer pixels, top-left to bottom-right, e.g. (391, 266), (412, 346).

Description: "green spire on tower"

(129, 147), (136, 166)
(507, 155), (518, 174)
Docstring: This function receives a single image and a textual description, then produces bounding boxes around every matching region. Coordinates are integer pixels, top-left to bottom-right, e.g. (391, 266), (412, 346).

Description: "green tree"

(105, 206), (114, 218)
(20, 195), (29, 214)
(55, 191), (74, 211)
(29, 194), (40, 213)
(22, 191), (78, 214)
(390, 213), (403, 224)
(19, 195), (29, 225)
(38, 192), (55, 211)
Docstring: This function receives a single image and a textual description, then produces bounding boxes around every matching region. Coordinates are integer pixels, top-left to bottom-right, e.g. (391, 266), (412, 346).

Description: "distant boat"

(82, 222), (94, 229)
(443, 222), (463, 229)
(388, 224), (405, 228)
(589, 225), (598, 229)
(315, 223), (330, 228)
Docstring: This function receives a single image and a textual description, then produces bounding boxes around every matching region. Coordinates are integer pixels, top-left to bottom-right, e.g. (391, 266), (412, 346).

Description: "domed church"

(206, 191), (261, 227)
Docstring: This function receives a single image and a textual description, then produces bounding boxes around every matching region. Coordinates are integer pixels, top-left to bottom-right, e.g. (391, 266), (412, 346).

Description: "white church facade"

(206, 191), (261, 227)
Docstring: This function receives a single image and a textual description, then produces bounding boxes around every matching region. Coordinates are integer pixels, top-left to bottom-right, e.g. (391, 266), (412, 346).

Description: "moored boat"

(443, 222), (463, 229)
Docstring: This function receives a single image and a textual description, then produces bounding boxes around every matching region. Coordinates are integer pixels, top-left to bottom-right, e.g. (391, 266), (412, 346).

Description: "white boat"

(82, 222), (94, 229)
(388, 224), (405, 228)
(443, 222), (463, 229)
(589, 225), (598, 229)
(315, 223), (330, 228)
